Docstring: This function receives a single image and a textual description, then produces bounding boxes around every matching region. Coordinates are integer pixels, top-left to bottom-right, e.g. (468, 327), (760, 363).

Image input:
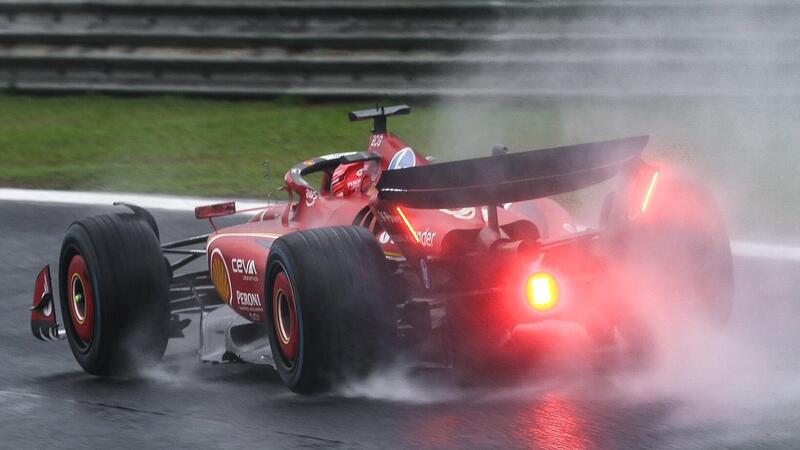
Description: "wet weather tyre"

(265, 226), (397, 393)
(620, 178), (734, 326)
(59, 213), (170, 375)
(603, 175), (734, 361)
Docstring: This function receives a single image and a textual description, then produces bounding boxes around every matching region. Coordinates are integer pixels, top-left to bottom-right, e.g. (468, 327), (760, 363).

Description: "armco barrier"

(0, 1), (797, 98)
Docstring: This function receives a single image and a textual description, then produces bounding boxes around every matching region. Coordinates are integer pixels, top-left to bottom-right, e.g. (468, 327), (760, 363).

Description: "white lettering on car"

(376, 210), (400, 224)
(236, 291), (262, 307)
(305, 189), (318, 207)
(231, 258), (257, 276)
(416, 229), (437, 247)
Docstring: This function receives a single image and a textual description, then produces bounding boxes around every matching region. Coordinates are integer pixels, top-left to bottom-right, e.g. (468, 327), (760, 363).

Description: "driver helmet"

(330, 162), (368, 197)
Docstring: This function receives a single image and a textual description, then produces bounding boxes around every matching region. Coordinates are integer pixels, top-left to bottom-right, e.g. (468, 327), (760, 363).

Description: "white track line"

(0, 188), (267, 212)
(1, 188), (798, 262)
(729, 242), (800, 262)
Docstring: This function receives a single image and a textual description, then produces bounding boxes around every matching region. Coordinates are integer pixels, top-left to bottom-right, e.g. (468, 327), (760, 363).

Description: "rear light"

(629, 167), (660, 218)
(525, 272), (559, 311)
(640, 170), (659, 214)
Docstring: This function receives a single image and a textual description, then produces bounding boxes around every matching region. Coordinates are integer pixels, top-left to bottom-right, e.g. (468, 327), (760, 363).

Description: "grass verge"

(1, 94), (797, 235)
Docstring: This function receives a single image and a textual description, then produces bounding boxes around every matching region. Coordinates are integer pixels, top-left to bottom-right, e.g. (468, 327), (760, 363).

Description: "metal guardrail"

(0, 0), (798, 98)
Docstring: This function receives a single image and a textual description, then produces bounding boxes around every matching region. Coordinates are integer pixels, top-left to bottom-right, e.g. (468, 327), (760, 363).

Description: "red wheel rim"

(272, 270), (299, 363)
(67, 254), (95, 345)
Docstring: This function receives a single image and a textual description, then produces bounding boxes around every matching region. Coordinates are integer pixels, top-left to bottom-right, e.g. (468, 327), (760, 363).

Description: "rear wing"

(377, 136), (649, 209)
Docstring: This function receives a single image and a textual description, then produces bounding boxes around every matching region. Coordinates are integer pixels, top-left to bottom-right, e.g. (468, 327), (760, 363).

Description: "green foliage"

(1, 94), (797, 234)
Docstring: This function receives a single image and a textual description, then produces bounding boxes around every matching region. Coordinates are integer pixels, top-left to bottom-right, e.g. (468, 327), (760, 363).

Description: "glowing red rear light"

(525, 272), (559, 311)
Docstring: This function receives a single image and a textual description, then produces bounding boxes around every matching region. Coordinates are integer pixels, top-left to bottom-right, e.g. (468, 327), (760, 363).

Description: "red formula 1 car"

(30, 105), (733, 393)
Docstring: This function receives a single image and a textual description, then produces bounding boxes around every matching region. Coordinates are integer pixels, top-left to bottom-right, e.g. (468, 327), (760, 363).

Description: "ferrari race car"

(30, 105), (733, 393)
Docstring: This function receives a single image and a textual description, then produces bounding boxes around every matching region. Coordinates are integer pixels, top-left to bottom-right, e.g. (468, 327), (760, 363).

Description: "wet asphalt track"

(2, 200), (799, 449)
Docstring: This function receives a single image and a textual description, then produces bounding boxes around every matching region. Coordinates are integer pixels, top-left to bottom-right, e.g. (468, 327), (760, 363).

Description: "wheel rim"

(272, 270), (299, 364)
(67, 254), (95, 347)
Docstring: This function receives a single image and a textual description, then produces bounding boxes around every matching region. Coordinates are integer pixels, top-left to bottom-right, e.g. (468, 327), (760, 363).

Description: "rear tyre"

(603, 175), (734, 356)
(59, 213), (170, 375)
(265, 226), (397, 393)
(621, 177), (733, 325)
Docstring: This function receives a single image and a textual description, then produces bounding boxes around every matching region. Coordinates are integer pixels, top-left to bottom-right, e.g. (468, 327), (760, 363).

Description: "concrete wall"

(0, 1), (797, 98)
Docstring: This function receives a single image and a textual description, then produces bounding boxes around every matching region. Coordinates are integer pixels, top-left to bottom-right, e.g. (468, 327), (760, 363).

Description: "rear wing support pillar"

(479, 144), (509, 248)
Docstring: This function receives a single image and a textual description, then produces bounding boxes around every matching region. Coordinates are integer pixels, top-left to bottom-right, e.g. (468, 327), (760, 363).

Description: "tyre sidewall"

(265, 243), (309, 390)
(60, 223), (107, 373)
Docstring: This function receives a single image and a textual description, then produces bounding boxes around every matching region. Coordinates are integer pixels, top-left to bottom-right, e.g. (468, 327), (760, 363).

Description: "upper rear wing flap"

(376, 136), (650, 209)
